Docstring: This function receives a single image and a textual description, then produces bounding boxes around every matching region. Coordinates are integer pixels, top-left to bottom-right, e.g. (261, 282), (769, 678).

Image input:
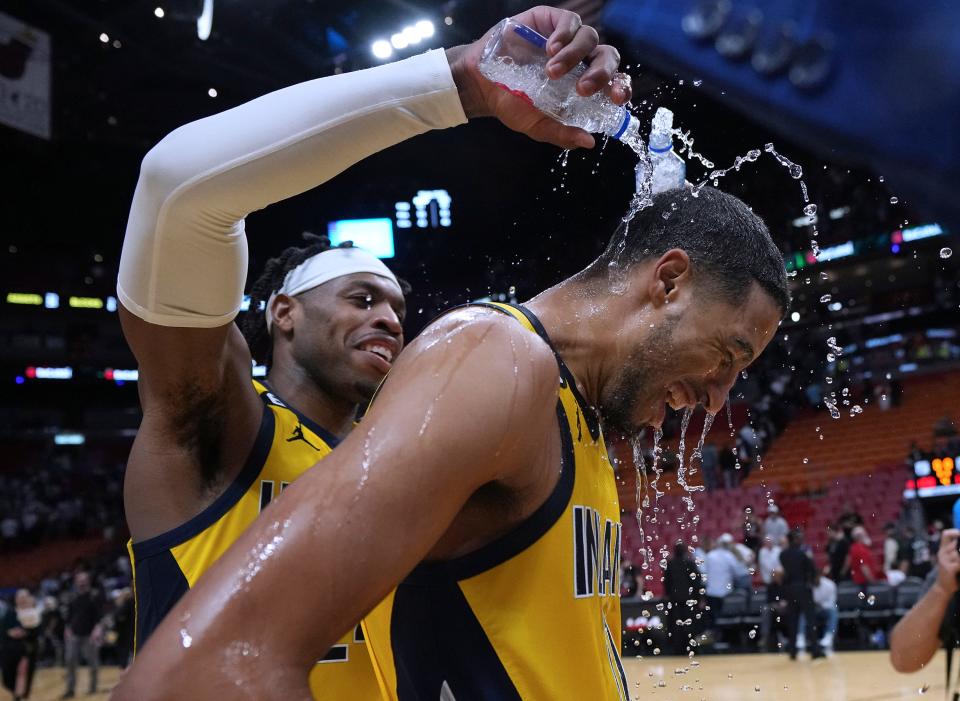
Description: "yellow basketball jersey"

(363, 303), (627, 700)
(128, 379), (380, 699)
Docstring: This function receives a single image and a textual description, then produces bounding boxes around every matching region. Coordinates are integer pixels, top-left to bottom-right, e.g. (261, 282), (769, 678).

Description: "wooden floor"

(11, 651), (946, 700)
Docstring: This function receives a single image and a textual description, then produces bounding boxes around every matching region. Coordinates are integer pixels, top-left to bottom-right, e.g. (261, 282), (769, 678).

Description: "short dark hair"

(241, 232), (410, 365)
(590, 187), (790, 315)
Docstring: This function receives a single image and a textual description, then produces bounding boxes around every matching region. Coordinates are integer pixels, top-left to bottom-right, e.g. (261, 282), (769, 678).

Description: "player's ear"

(271, 294), (297, 333)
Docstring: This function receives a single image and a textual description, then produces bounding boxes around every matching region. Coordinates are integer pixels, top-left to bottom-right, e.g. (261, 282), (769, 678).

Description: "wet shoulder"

(412, 306), (560, 393)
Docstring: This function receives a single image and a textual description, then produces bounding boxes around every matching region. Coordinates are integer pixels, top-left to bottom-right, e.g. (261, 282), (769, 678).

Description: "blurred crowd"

(0, 452), (125, 553)
(0, 553), (131, 699)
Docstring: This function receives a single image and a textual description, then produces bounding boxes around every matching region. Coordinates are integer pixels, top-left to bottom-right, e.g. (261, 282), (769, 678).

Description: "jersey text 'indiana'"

(573, 505), (621, 598)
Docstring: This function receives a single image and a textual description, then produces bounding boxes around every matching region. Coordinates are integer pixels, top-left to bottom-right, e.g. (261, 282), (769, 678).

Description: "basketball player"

(120, 233), (406, 700)
(112, 7), (788, 700)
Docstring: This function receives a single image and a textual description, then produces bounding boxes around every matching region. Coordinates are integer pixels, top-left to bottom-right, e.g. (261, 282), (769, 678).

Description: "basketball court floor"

(17, 650), (945, 700)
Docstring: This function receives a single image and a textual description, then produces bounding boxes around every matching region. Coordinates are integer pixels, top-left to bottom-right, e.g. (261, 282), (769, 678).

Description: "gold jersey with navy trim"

(128, 379), (381, 700)
(363, 303), (627, 700)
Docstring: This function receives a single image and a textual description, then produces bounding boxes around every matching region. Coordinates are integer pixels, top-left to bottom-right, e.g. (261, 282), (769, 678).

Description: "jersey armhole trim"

(129, 404), (275, 560)
(406, 400), (576, 583)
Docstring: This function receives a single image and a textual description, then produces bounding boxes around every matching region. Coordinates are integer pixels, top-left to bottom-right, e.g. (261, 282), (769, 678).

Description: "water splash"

(675, 407), (694, 512)
(763, 143), (803, 179)
(631, 432), (655, 580)
(672, 127), (715, 170)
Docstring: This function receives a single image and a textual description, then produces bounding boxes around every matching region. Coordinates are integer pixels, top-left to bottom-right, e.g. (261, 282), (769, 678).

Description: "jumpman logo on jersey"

(287, 422), (320, 450)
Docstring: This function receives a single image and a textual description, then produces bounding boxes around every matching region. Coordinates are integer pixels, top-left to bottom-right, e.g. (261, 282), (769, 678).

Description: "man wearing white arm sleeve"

(116, 5), (632, 699)
(118, 48), (465, 328)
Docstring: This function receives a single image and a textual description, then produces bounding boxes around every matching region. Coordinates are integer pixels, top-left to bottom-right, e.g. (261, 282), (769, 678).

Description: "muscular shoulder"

(410, 306), (559, 390)
(367, 306), (560, 481)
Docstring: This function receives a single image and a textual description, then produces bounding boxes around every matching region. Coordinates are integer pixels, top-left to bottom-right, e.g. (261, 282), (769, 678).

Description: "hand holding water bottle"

(446, 5), (632, 150)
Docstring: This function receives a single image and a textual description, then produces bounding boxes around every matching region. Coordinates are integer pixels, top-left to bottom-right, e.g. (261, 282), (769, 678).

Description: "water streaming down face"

(674, 407), (695, 513)
(630, 432), (655, 583)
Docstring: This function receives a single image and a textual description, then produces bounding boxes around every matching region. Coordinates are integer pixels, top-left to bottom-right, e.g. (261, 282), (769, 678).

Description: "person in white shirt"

(763, 504), (790, 544)
(758, 536), (783, 585)
(704, 534), (743, 630)
(812, 572), (838, 652)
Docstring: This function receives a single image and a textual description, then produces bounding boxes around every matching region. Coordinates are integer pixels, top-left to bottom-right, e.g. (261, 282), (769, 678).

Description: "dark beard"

(598, 319), (677, 434)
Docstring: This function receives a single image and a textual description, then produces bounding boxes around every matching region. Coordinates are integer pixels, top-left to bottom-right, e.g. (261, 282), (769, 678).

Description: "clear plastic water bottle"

(635, 107), (686, 194)
(478, 18), (640, 143)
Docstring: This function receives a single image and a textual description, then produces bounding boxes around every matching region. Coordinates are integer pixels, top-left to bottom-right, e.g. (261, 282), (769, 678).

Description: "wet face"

(599, 277), (782, 434)
(277, 273), (406, 405)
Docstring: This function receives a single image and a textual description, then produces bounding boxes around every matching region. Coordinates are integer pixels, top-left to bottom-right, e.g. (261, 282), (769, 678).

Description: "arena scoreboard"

(905, 457), (960, 498)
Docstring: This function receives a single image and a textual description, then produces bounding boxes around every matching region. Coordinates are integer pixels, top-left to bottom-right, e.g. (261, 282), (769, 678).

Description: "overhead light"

(99, 33), (109, 43)
(390, 32), (408, 50)
(402, 25), (421, 45)
(415, 20), (435, 39)
(371, 40), (392, 59)
(197, 0), (213, 40)
(790, 311), (800, 322)
(208, 87), (218, 98)
(154, 7), (165, 18)
(444, 16), (453, 26)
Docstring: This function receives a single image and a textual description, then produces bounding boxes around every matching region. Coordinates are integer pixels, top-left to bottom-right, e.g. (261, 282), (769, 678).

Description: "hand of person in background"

(446, 5), (631, 150)
(934, 528), (960, 595)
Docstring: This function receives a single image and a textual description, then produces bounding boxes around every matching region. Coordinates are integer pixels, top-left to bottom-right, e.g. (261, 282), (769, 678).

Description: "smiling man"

(119, 231), (406, 698)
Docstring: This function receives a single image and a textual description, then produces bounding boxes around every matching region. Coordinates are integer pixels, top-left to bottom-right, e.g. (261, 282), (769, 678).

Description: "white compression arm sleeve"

(118, 49), (467, 328)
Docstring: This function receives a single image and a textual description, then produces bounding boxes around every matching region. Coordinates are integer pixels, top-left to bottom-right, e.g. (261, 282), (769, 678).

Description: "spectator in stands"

(825, 523), (851, 582)
(849, 526), (881, 586)
(63, 571), (104, 698)
(720, 445), (738, 489)
(701, 443), (719, 492)
(763, 504), (790, 546)
(730, 540), (754, 594)
(758, 536), (783, 586)
(704, 534), (741, 630)
(112, 588), (134, 669)
(812, 571), (838, 655)
(780, 529), (825, 660)
(883, 522), (901, 572)
(930, 519), (946, 557)
(890, 528), (960, 673)
(664, 542), (702, 655)
(904, 526), (933, 579)
(742, 506), (762, 552)
(1, 589), (42, 701)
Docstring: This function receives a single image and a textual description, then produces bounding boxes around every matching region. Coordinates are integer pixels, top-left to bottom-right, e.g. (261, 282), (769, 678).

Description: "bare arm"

(890, 529), (960, 672)
(111, 311), (561, 700)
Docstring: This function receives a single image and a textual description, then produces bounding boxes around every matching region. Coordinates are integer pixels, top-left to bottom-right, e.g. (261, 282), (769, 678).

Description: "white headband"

(265, 247), (400, 333)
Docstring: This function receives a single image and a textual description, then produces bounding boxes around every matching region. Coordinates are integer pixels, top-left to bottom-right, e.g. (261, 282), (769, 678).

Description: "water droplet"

(819, 271), (828, 280)
(755, 686), (761, 692)
(919, 684), (930, 694)
(849, 405), (863, 416)
(878, 175), (885, 182)
(867, 594), (876, 605)
(858, 591), (866, 600)
(803, 204), (817, 216)
(941, 247), (953, 259)
(180, 628), (192, 648)
(748, 628), (757, 639)
(820, 294), (832, 303)
(802, 457), (809, 464)
(693, 79), (703, 86)
(890, 196), (899, 204)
